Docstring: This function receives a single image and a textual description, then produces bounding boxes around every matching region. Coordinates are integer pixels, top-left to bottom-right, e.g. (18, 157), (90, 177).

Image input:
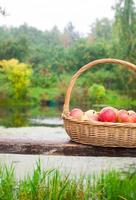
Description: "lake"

(0, 105), (62, 127)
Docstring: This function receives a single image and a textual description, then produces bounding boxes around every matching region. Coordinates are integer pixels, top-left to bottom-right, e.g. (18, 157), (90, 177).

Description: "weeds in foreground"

(0, 161), (136, 200)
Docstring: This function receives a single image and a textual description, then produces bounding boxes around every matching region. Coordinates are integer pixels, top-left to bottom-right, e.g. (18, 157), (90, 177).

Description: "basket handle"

(63, 58), (136, 115)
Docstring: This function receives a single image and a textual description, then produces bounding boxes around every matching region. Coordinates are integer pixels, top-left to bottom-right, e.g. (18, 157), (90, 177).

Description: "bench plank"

(0, 138), (136, 156)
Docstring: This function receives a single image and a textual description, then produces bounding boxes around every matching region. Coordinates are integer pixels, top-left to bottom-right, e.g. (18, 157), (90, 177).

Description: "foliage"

(104, 90), (136, 109)
(61, 21), (80, 47)
(112, 0), (136, 60)
(32, 70), (58, 88)
(0, 162), (136, 199)
(0, 59), (32, 99)
(91, 168), (136, 200)
(0, 106), (29, 127)
(30, 87), (59, 103)
(90, 17), (113, 41)
(0, 36), (29, 61)
(89, 84), (106, 104)
(0, 0), (136, 109)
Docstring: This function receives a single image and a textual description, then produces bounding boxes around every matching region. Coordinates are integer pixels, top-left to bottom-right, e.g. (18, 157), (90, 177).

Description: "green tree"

(67, 38), (109, 72)
(113, 0), (136, 59)
(0, 36), (29, 61)
(111, 0), (136, 98)
(90, 18), (112, 41)
(61, 22), (80, 47)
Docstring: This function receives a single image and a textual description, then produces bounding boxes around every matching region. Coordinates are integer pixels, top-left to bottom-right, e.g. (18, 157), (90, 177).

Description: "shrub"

(0, 59), (32, 99)
(89, 83), (106, 104)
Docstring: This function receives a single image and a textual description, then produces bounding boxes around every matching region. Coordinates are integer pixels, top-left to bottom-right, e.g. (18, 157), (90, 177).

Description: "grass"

(0, 161), (136, 199)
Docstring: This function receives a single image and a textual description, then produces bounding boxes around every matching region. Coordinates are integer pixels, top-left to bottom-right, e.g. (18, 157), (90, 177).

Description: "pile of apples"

(69, 107), (136, 123)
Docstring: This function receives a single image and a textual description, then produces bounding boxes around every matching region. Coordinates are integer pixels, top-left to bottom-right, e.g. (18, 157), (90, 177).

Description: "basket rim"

(62, 113), (136, 128)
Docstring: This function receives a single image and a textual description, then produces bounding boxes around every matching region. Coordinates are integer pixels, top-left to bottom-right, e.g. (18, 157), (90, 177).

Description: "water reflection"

(0, 104), (135, 128)
(0, 106), (29, 127)
(0, 105), (61, 127)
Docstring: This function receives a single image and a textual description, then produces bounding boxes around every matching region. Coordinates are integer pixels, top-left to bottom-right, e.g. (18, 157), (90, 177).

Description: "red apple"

(101, 106), (118, 118)
(70, 108), (83, 119)
(117, 110), (129, 123)
(98, 107), (117, 122)
(118, 110), (136, 123)
(129, 113), (136, 123)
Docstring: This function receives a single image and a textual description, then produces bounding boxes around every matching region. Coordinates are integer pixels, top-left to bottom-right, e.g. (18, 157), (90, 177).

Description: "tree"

(0, 6), (6, 16)
(111, 0), (136, 98)
(61, 22), (80, 47)
(90, 18), (113, 41)
(113, 0), (136, 59)
(0, 36), (29, 61)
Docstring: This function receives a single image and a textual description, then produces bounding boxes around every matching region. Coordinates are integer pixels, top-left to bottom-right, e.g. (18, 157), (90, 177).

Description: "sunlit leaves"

(0, 59), (32, 99)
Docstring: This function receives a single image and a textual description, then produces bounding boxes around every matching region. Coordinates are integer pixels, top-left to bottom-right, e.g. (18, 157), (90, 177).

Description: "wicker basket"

(62, 58), (136, 148)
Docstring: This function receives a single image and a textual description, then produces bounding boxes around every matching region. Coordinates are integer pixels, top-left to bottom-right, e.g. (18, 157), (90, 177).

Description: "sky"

(0, 0), (115, 35)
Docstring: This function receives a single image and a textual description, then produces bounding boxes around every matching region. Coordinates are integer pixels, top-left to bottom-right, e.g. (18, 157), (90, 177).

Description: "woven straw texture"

(62, 58), (136, 147)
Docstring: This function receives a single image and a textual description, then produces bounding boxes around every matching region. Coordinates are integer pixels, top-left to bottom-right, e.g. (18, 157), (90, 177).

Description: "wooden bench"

(0, 132), (136, 157)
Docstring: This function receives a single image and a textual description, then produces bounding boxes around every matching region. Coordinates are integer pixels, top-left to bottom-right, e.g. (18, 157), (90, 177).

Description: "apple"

(90, 112), (99, 121)
(129, 113), (136, 123)
(129, 114), (136, 123)
(98, 107), (117, 122)
(85, 110), (96, 118)
(81, 114), (89, 121)
(101, 106), (118, 117)
(128, 110), (136, 115)
(117, 110), (130, 123)
(70, 108), (83, 119)
(118, 110), (136, 123)
(85, 110), (99, 121)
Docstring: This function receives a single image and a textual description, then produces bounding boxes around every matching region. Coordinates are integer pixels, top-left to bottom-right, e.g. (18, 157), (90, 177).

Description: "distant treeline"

(0, 0), (136, 109)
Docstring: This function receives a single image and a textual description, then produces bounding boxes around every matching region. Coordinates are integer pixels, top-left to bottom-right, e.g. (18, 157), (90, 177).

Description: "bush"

(89, 83), (106, 104)
(0, 59), (32, 99)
